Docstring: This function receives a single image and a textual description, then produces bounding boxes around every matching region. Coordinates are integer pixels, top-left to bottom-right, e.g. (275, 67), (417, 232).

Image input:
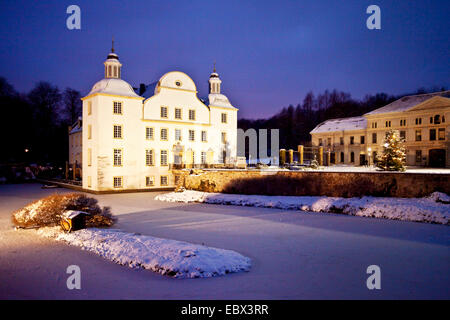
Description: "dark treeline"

(0, 77), (81, 164)
(238, 87), (447, 149)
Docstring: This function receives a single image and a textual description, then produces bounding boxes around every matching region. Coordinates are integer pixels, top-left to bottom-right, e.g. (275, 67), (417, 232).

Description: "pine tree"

(376, 129), (406, 171)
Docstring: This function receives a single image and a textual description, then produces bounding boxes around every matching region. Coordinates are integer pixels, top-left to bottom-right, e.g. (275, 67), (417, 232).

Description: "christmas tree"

(376, 129), (406, 172)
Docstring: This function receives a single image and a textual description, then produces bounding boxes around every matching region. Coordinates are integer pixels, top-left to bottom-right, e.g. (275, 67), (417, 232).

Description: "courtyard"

(0, 183), (449, 299)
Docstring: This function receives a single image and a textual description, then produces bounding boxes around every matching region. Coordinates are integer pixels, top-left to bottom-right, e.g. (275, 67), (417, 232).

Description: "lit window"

(160, 106), (168, 118)
(146, 127), (154, 140)
(88, 125), (92, 139)
(189, 130), (195, 141)
(189, 109), (196, 120)
(113, 177), (123, 188)
(146, 149), (154, 166)
(221, 113), (227, 123)
(87, 176), (91, 188)
(113, 101), (122, 114)
(88, 101), (92, 115)
(201, 151), (206, 164)
(175, 129), (182, 141)
(88, 148), (92, 166)
(146, 176), (154, 187)
(161, 128), (168, 140)
(113, 125), (122, 139)
(175, 108), (182, 119)
(160, 176), (168, 186)
(113, 149), (122, 166)
(438, 128), (445, 140)
(160, 150), (168, 166)
(201, 130), (207, 142)
(415, 130), (422, 141)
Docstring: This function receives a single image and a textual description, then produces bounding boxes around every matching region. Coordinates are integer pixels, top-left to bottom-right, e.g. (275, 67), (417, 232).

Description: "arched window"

(434, 115), (441, 124)
(108, 65), (112, 78)
(114, 66), (117, 78)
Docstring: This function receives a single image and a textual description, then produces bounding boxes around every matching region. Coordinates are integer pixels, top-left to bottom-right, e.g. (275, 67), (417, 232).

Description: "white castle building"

(73, 44), (238, 191)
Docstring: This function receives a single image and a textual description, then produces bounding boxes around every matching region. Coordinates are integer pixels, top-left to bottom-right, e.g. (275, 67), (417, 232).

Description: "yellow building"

(310, 91), (450, 168)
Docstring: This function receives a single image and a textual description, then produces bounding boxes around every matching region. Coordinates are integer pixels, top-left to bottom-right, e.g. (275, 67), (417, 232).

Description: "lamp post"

(368, 147), (372, 166)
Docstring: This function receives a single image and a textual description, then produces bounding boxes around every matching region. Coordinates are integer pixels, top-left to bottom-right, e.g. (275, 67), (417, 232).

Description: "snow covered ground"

(156, 190), (450, 225)
(246, 165), (450, 174)
(37, 227), (250, 279)
(1, 183), (449, 299)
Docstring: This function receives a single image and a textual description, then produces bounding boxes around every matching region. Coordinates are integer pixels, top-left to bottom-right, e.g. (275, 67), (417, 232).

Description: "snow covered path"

(1, 184), (449, 299)
(156, 190), (450, 225)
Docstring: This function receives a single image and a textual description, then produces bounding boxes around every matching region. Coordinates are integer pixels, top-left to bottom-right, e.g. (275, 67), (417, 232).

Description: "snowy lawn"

(156, 190), (450, 225)
(37, 227), (251, 279)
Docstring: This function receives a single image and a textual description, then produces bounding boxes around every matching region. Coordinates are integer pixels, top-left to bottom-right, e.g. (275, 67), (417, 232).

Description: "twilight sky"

(0, 0), (448, 119)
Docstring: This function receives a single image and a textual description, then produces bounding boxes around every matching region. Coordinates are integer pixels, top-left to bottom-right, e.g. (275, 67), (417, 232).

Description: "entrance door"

(428, 149), (446, 168)
(359, 154), (366, 166)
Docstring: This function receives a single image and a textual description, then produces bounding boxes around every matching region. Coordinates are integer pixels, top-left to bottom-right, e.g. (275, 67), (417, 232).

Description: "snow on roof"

(87, 78), (141, 98)
(310, 116), (367, 134)
(365, 91), (450, 115)
(207, 93), (236, 109)
(134, 81), (158, 99)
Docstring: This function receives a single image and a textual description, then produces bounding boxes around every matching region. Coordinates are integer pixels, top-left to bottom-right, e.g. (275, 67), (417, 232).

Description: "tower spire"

(111, 36), (115, 53)
(213, 61), (216, 73)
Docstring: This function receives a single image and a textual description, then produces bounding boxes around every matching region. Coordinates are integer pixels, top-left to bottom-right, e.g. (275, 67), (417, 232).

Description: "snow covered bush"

(12, 193), (116, 228)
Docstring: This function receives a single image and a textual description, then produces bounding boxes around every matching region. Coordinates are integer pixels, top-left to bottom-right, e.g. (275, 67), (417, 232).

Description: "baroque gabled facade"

(74, 45), (238, 191)
(310, 91), (450, 168)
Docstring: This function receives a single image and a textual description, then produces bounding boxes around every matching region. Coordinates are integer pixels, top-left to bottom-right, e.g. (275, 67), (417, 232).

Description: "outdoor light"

(24, 149), (29, 153)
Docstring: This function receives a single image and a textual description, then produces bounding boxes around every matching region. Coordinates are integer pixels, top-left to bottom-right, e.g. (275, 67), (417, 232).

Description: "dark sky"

(0, 0), (448, 119)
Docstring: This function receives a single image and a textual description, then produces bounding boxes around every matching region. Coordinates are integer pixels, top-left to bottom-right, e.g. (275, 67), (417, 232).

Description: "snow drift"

(38, 227), (251, 279)
(155, 191), (450, 225)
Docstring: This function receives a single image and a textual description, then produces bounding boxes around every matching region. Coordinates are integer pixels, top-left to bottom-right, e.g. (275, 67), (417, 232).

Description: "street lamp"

(367, 147), (372, 166)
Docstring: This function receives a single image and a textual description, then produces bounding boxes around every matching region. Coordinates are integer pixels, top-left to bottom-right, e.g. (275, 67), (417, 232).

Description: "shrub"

(12, 193), (116, 229)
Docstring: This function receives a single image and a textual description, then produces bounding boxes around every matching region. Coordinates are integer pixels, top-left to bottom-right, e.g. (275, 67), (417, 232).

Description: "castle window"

(201, 152), (207, 164)
(201, 130), (207, 142)
(88, 125), (92, 139)
(146, 127), (154, 140)
(87, 176), (92, 188)
(400, 119), (406, 126)
(221, 113), (227, 123)
(160, 176), (168, 186)
(340, 137), (344, 145)
(88, 101), (92, 115)
(430, 129), (436, 141)
(385, 121), (391, 127)
(189, 130), (195, 141)
(371, 132), (377, 143)
(146, 149), (154, 166)
(400, 130), (406, 141)
(438, 128), (445, 140)
(146, 176), (155, 187)
(318, 138), (322, 146)
(113, 125), (122, 139)
(189, 109), (196, 120)
(113, 101), (122, 114)
(175, 108), (182, 119)
(415, 118), (422, 125)
(340, 152), (344, 162)
(221, 132), (227, 144)
(415, 130), (422, 141)
(415, 150), (422, 163)
(160, 150), (168, 166)
(88, 148), (92, 166)
(350, 136), (354, 145)
(175, 129), (182, 141)
(160, 128), (168, 141)
(434, 115), (441, 124)
(108, 65), (112, 78)
(360, 136), (365, 144)
(160, 106), (168, 118)
(113, 177), (123, 188)
(113, 149), (122, 166)
(350, 152), (355, 163)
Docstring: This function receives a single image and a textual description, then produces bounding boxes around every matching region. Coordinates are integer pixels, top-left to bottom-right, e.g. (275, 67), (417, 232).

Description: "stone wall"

(174, 169), (450, 198)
